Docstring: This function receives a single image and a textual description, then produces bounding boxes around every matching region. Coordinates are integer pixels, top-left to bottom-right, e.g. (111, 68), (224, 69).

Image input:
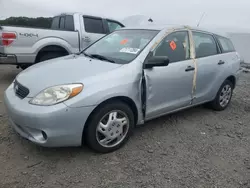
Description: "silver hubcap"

(219, 84), (232, 107)
(96, 110), (129, 148)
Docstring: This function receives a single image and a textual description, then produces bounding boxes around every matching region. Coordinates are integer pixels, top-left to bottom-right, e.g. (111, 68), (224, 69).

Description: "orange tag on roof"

(169, 41), (177, 50)
(120, 39), (128, 45)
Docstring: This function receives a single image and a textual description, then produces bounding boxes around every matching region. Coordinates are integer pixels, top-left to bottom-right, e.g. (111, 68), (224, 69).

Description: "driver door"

(81, 16), (107, 50)
(144, 30), (194, 120)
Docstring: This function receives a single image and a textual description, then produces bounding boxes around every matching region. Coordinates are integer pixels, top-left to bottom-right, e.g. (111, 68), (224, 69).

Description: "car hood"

(16, 54), (123, 97)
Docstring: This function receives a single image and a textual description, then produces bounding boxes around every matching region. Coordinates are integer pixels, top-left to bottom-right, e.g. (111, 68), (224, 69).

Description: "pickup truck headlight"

(30, 84), (83, 106)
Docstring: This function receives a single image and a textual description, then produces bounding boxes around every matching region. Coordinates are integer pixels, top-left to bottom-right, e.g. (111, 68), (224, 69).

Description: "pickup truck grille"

(14, 81), (29, 99)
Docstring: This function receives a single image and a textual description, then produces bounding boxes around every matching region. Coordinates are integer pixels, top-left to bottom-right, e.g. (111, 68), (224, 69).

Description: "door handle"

(218, 60), (225, 65)
(185, 66), (195, 72)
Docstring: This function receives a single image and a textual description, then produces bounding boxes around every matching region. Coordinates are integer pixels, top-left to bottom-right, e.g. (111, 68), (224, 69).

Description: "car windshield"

(84, 29), (159, 64)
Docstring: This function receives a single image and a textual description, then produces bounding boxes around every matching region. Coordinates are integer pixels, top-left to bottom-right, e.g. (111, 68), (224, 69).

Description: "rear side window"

(51, 15), (74, 31)
(59, 17), (65, 29)
(83, 17), (105, 34)
(216, 35), (235, 53)
(65, 15), (74, 31)
(193, 31), (219, 58)
(51, 16), (60, 29)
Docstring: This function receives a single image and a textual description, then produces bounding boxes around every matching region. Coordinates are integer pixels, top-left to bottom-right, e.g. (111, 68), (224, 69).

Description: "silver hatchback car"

(4, 25), (241, 153)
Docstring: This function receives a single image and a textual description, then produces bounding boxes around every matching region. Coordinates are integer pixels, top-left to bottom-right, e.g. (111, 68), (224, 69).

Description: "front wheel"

(209, 80), (233, 111)
(85, 101), (134, 153)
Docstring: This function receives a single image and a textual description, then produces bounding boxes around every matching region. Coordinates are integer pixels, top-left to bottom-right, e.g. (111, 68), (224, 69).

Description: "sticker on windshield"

(169, 40), (177, 50)
(120, 39), (128, 45)
(120, 48), (140, 54)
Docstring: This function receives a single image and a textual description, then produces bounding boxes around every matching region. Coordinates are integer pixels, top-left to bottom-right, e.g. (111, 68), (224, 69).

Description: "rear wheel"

(209, 80), (233, 111)
(38, 52), (64, 62)
(85, 101), (134, 153)
(19, 64), (31, 70)
(20, 52), (65, 70)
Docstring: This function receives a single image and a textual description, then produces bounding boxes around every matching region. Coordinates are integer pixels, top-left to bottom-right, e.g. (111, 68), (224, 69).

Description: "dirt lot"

(0, 65), (250, 188)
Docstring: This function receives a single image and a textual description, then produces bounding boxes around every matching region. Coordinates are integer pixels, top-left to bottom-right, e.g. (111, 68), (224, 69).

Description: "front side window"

(153, 31), (190, 63)
(216, 35), (235, 53)
(84, 29), (159, 64)
(83, 17), (105, 34)
(193, 31), (219, 58)
(107, 20), (123, 32)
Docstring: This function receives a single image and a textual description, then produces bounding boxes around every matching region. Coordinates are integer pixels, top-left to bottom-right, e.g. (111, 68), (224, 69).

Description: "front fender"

(64, 81), (143, 125)
(65, 80), (141, 108)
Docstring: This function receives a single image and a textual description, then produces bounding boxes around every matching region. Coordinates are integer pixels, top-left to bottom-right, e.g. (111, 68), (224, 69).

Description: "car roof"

(118, 24), (230, 38)
(55, 12), (120, 22)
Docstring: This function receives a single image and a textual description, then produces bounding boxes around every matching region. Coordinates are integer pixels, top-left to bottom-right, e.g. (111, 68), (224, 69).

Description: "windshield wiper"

(89, 54), (116, 63)
(75, 50), (92, 57)
(82, 52), (94, 58)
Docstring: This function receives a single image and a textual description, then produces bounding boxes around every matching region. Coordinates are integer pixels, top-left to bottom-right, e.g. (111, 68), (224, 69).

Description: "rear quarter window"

(216, 35), (235, 53)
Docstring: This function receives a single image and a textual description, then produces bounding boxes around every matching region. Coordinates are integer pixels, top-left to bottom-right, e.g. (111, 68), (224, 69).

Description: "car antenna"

(197, 12), (205, 27)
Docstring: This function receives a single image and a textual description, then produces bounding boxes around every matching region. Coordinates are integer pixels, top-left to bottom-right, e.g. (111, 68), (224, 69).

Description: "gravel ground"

(0, 65), (250, 188)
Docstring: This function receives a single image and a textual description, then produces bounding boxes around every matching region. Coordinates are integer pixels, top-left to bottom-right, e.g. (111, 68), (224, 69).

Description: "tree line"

(0, 17), (53, 28)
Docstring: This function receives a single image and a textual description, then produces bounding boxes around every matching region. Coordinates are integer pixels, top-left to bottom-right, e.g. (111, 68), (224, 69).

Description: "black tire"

(38, 52), (63, 62)
(85, 101), (134, 153)
(20, 52), (64, 70)
(209, 80), (234, 111)
(19, 64), (31, 70)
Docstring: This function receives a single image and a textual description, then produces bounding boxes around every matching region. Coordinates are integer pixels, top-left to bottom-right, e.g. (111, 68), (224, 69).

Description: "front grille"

(14, 81), (29, 99)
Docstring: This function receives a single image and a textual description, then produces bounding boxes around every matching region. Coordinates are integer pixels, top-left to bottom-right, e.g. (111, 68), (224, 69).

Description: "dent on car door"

(192, 31), (224, 103)
(144, 31), (195, 120)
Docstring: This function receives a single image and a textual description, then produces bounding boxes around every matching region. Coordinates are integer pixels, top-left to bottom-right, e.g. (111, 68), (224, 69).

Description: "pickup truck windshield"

(84, 29), (159, 64)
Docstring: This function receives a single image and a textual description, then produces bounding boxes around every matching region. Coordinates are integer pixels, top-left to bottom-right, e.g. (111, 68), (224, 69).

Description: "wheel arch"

(35, 45), (69, 63)
(226, 75), (236, 89)
(82, 96), (138, 144)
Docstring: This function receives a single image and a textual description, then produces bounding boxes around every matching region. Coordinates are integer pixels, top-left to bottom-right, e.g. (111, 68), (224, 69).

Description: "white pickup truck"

(0, 13), (124, 69)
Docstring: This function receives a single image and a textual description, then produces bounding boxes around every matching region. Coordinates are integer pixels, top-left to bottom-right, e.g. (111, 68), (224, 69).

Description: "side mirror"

(144, 56), (169, 69)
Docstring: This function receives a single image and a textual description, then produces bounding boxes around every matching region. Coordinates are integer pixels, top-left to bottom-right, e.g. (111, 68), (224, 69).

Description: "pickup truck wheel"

(20, 52), (64, 70)
(38, 52), (63, 62)
(208, 80), (233, 111)
(85, 101), (134, 153)
(19, 64), (31, 70)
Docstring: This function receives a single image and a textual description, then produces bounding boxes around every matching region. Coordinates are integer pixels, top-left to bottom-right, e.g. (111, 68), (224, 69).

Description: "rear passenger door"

(192, 31), (224, 104)
(81, 16), (107, 49)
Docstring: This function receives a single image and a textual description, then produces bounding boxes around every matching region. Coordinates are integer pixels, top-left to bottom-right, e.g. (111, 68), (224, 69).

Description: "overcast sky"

(1, 0), (250, 31)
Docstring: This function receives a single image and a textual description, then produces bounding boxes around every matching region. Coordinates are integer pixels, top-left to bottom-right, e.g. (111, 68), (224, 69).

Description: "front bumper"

(0, 53), (17, 64)
(4, 83), (96, 147)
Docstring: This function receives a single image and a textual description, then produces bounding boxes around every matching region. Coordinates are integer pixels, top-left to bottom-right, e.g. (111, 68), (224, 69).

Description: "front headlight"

(30, 84), (83, 106)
